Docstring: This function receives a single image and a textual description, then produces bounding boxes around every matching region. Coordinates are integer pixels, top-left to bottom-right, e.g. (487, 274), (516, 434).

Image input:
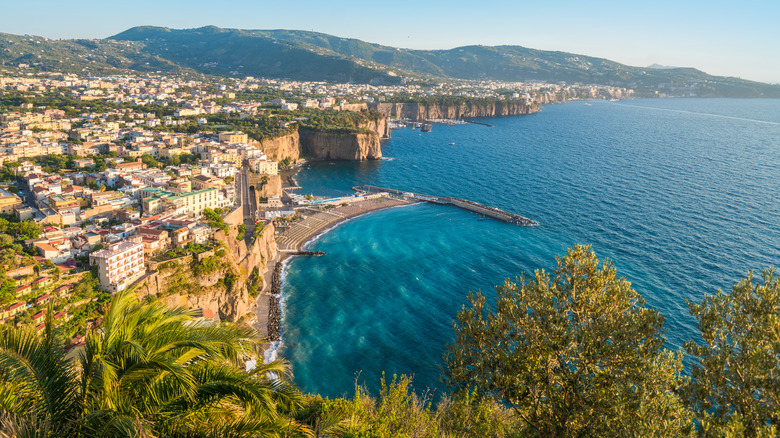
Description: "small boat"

(449, 142), (455, 145)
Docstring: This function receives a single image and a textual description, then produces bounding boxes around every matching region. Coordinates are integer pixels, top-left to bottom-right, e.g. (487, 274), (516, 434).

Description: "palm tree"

(0, 309), (80, 437)
(0, 291), (309, 437)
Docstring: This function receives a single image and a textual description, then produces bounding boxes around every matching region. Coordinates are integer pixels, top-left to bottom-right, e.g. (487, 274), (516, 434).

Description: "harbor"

(352, 185), (537, 225)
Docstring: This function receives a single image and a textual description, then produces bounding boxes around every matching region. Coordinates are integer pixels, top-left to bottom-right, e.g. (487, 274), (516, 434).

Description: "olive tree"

(443, 245), (693, 437)
(684, 269), (780, 436)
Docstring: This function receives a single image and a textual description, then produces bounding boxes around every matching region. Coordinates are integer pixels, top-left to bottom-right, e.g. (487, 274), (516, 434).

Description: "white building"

(247, 158), (278, 175)
(202, 162), (237, 178)
(89, 238), (146, 292)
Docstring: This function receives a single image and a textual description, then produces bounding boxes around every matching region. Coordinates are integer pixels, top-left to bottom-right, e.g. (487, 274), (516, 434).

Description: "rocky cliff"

(134, 223), (278, 323)
(259, 131), (300, 162)
(299, 129), (382, 160)
(255, 118), (388, 162)
(360, 116), (391, 139)
(368, 101), (539, 121)
(218, 222), (277, 278)
(134, 255), (254, 323)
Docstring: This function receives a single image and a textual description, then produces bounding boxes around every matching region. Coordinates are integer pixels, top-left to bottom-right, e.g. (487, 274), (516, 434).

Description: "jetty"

(352, 185), (537, 226)
(464, 120), (494, 127)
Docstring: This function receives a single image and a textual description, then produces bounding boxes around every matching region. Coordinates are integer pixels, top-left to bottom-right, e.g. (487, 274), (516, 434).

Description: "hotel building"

(90, 238), (146, 292)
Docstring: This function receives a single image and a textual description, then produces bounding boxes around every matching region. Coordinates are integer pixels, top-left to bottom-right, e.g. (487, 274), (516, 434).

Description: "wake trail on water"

(612, 102), (780, 126)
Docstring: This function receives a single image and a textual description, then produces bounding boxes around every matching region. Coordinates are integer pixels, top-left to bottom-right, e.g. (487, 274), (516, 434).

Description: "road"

(236, 166), (256, 224)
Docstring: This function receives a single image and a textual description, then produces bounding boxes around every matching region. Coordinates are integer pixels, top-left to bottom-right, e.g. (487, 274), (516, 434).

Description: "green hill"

(108, 26), (402, 84)
(1, 26), (778, 97)
(0, 32), (189, 76)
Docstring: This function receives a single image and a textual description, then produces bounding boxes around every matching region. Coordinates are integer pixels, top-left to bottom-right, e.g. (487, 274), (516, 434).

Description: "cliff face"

(360, 117), (390, 139)
(218, 223), (277, 278)
(134, 223), (278, 323)
(256, 119), (387, 162)
(299, 130), (382, 160)
(259, 131), (300, 162)
(369, 101), (540, 121)
(135, 257), (254, 323)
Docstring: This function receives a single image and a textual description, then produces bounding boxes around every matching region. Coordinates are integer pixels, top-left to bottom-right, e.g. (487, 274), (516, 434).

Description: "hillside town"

(0, 71), (631, 346)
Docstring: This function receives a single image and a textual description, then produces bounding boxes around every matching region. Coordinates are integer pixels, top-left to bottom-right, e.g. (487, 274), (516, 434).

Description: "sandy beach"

(275, 197), (414, 253)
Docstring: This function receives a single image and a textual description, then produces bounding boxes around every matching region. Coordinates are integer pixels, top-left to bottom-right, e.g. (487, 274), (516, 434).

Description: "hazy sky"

(2, 0), (778, 84)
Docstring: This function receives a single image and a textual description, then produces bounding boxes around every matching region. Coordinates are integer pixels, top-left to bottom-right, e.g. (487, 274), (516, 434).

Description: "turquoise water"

(279, 98), (780, 398)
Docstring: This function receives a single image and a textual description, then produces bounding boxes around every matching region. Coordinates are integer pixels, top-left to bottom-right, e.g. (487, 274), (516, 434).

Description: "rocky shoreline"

(266, 262), (283, 341)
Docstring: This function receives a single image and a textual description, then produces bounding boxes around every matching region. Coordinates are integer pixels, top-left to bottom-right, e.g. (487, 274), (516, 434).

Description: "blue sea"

(277, 98), (780, 399)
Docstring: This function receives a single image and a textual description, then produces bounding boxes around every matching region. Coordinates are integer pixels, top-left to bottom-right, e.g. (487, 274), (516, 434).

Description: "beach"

(276, 197), (414, 253)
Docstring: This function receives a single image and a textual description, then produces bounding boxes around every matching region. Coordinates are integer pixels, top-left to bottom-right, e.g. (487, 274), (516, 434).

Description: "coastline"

(256, 196), (419, 361)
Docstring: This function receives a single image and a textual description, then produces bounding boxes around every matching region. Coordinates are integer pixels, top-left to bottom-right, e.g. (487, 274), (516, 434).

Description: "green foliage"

(0, 272), (16, 305)
(0, 217), (43, 240)
(140, 153), (160, 169)
(202, 207), (228, 233)
(0, 289), (307, 436)
(684, 269), (780, 435)
(73, 272), (99, 297)
(296, 108), (383, 134)
(443, 244), (693, 437)
(191, 254), (224, 277)
(36, 154), (74, 172)
(236, 223), (246, 241)
(298, 374), (520, 437)
(247, 266), (262, 297)
(223, 271), (238, 292)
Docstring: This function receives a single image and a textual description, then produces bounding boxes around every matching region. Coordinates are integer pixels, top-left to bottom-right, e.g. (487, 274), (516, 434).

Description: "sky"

(2, 0), (779, 84)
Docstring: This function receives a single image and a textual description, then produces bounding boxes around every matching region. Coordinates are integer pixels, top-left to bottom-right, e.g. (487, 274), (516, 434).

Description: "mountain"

(108, 26), (402, 84)
(1, 26), (778, 98)
(0, 32), (191, 76)
(647, 64), (681, 70)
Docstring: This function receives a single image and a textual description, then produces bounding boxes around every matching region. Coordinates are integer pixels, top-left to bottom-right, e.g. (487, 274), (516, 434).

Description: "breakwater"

(266, 251), (327, 341)
(352, 185), (537, 225)
(464, 120), (494, 127)
(292, 250), (325, 256)
(267, 262), (283, 341)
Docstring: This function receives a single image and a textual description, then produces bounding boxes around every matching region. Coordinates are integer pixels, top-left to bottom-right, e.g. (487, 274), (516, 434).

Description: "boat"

(449, 142), (455, 145)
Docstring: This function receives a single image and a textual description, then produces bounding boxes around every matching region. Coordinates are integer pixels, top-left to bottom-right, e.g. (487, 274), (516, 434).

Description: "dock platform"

(352, 185), (537, 226)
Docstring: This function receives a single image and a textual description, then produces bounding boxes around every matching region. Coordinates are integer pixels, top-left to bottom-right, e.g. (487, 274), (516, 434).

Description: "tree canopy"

(684, 269), (780, 436)
(444, 244), (693, 436)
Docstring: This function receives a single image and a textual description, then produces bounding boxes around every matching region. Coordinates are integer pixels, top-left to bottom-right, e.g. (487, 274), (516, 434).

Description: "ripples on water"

(280, 98), (780, 398)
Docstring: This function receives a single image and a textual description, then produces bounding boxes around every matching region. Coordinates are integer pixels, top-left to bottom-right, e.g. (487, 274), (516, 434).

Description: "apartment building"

(247, 158), (278, 175)
(89, 238), (146, 292)
(218, 131), (248, 144)
(0, 188), (22, 215)
(167, 188), (219, 216)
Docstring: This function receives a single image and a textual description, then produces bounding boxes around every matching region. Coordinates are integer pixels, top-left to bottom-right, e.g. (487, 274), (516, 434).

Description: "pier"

(352, 185), (537, 226)
(464, 120), (494, 127)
